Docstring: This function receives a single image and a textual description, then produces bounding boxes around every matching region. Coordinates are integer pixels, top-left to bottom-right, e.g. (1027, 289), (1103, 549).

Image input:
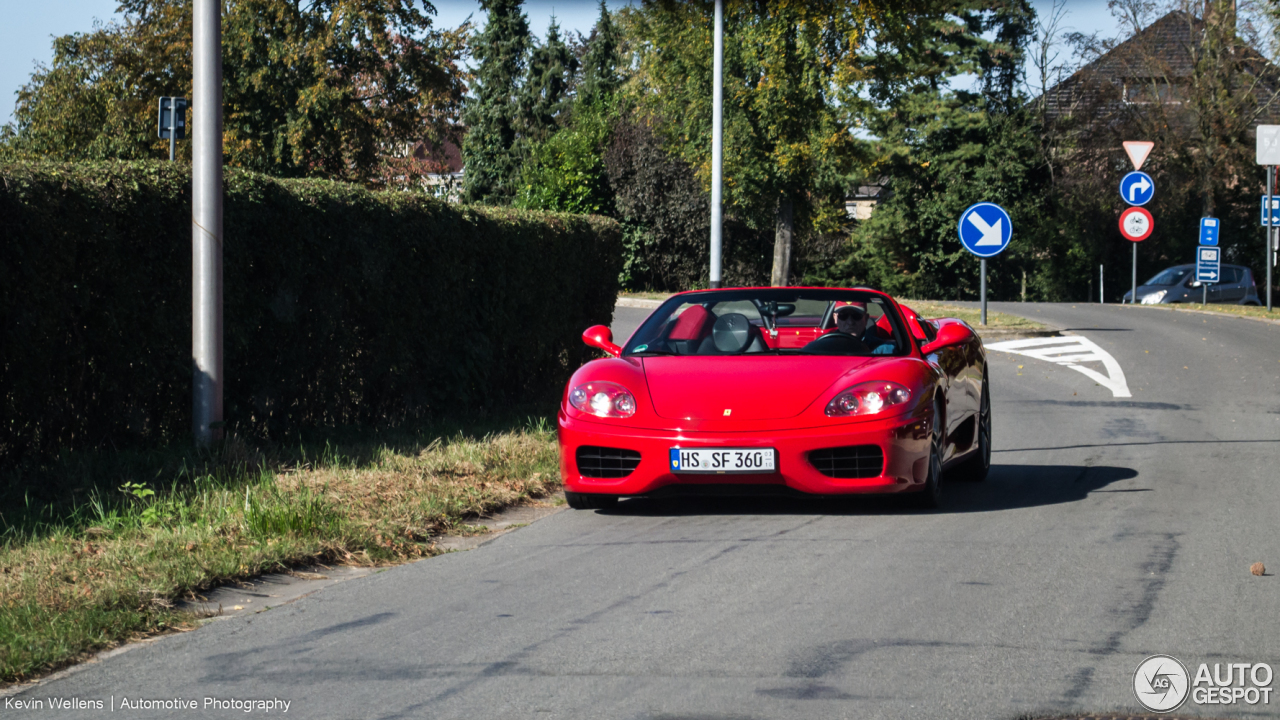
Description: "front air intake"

(576, 446), (642, 478)
(808, 445), (884, 479)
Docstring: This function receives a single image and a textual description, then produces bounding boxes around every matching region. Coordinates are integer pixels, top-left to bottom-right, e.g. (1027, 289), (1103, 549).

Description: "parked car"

(1123, 263), (1261, 305)
(558, 287), (990, 510)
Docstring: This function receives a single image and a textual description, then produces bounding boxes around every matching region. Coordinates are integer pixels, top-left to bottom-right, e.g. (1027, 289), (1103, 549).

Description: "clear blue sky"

(1, 0), (1113, 128)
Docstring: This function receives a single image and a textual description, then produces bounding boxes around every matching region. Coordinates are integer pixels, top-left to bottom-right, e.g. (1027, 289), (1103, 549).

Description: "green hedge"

(0, 161), (621, 466)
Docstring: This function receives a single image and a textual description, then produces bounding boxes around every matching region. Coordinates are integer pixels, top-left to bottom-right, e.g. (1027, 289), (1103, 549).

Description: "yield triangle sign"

(1123, 141), (1154, 171)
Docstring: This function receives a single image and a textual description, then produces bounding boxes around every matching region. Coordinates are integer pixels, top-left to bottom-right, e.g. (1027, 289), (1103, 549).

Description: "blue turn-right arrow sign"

(1119, 171), (1155, 206)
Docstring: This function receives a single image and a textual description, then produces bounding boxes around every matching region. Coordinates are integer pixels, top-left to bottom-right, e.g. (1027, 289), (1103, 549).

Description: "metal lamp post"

(192, 0), (223, 446)
(709, 0), (723, 289)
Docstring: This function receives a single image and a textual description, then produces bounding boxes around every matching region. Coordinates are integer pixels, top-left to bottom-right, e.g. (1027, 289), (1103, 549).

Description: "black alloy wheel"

(565, 491), (619, 510)
(914, 400), (944, 509)
(955, 374), (991, 482)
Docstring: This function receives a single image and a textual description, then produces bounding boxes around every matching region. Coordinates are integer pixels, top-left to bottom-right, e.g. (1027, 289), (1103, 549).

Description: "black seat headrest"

(711, 313), (756, 354)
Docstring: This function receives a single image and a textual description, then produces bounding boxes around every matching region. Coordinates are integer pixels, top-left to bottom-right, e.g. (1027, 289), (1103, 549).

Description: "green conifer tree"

(578, 1), (624, 107)
(523, 16), (578, 143)
(463, 0), (532, 204)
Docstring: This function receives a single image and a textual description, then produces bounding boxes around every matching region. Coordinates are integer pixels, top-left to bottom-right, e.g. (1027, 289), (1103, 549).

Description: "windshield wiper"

(627, 349), (677, 356)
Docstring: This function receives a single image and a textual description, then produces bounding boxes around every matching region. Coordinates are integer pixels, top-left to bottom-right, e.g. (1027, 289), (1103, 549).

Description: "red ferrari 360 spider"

(557, 287), (990, 509)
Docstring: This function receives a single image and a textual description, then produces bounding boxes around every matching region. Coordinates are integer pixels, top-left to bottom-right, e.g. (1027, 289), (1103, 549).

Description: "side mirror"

(920, 323), (975, 355)
(582, 325), (621, 357)
(1188, 281), (1202, 288)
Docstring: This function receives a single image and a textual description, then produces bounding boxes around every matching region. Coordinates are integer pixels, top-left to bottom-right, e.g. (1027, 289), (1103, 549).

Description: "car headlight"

(1141, 290), (1167, 304)
(568, 381), (636, 418)
(825, 381), (912, 417)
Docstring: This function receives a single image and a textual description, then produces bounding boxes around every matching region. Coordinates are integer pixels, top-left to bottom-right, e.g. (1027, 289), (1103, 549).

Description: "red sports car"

(557, 287), (990, 509)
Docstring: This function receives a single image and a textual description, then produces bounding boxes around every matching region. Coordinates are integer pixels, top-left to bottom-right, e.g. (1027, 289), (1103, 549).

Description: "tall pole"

(192, 0), (223, 446)
(1269, 166), (1274, 312)
(709, 0), (723, 289)
(979, 258), (987, 326)
(1100, 264), (1104, 303)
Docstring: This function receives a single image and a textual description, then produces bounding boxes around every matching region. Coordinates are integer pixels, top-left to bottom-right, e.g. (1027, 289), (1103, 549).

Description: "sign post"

(1197, 246), (1220, 305)
(157, 97), (188, 162)
(1118, 163), (1155, 303)
(958, 202), (1013, 325)
(1118, 206), (1153, 302)
(1256, 125), (1280, 311)
(1198, 217), (1219, 305)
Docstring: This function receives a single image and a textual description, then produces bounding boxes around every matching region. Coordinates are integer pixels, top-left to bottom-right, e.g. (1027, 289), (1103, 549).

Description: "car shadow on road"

(596, 464), (1140, 517)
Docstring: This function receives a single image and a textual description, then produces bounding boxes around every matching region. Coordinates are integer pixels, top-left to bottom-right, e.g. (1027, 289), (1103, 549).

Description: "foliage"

(0, 160), (621, 467)
(1, 0), (467, 187)
(806, 2), (1055, 299)
(463, 0), (533, 204)
(515, 98), (614, 214)
(627, 0), (880, 282)
(523, 17), (578, 144)
(577, 0), (625, 107)
(1043, 1), (1280, 299)
(603, 118), (772, 290)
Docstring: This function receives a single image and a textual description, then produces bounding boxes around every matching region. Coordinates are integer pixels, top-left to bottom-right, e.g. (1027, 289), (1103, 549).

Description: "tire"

(953, 375), (991, 482)
(565, 491), (619, 510)
(913, 400), (944, 509)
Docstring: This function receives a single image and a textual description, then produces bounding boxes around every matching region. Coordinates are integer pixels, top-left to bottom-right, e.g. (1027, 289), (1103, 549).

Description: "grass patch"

(899, 299), (1049, 331)
(0, 416), (560, 684)
(618, 291), (674, 301)
(1120, 301), (1280, 323)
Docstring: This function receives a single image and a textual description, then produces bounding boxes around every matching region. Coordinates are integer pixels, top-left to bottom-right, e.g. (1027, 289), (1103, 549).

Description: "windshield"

(623, 289), (909, 357)
(1144, 267), (1192, 286)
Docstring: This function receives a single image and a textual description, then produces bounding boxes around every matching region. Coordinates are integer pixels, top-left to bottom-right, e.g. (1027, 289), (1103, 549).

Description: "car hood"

(641, 356), (875, 420)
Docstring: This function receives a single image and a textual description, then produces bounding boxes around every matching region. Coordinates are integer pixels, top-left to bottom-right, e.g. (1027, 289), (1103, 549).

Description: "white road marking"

(986, 335), (1132, 398)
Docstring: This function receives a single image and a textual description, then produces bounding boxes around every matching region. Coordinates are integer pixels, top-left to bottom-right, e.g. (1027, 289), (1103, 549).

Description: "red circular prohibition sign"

(1119, 206), (1154, 242)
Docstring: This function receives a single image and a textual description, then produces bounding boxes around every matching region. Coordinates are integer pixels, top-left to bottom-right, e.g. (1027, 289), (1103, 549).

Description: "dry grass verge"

(898, 299), (1049, 332)
(618, 293), (1048, 332)
(1119, 300), (1280, 324)
(0, 419), (560, 684)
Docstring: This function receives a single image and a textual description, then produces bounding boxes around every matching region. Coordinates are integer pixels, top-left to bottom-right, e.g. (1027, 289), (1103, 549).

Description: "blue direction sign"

(1199, 217), (1219, 246)
(958, 202), (1013, 257)
(1261, 195), (1280, 226)
(1197, 246), (1220, 283)
(1119, 171), (1155, 206)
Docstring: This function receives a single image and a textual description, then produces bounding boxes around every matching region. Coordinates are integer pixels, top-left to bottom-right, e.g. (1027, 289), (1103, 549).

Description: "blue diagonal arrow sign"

(958, 203), (1013, 258)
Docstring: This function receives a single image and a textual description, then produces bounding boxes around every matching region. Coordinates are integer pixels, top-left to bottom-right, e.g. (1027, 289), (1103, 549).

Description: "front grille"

(808, 445), (884, 479)
(576, 446), (642, 478)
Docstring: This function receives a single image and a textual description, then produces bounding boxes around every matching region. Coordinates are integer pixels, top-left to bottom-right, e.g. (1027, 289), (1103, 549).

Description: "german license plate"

(669, 447), (776, 474)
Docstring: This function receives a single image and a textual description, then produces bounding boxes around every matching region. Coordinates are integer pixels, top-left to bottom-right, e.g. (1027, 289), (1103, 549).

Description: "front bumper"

(558, 407), (932, 497)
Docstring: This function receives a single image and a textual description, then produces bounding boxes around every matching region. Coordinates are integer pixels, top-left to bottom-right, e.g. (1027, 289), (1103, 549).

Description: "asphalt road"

(9, 303), (1280, 719)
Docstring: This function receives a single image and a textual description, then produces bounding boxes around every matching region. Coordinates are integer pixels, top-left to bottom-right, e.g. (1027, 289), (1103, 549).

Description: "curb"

(1113, 302), (1280, 328)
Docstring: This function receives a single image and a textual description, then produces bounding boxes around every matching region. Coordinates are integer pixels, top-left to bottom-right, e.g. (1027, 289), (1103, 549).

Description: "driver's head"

(835, 303), (867, 334)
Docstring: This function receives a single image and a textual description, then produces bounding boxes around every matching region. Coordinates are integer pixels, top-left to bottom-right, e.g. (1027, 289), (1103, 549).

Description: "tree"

(513, 5), (623, 215)
(806, 2), (1044, 299)
(1038, 0), (1280, 300)
(3, 0), (468, 186)
(578, 0), (624, 106)
(628, 0), (880, 285)
(463, 0), (532, 204)
(522, 16), (577, 144)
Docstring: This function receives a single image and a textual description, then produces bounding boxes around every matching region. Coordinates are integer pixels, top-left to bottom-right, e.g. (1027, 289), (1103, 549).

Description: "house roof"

(1042, 10), (1280, 125)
